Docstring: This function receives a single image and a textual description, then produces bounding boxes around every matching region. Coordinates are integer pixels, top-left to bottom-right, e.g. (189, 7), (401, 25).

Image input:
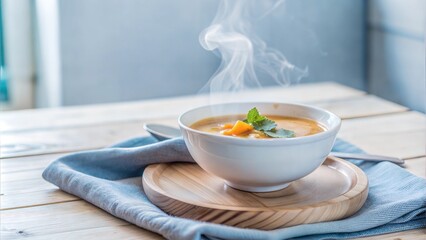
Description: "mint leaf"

(246, 107), (275, 131)
(254, 119), (276, 131)
(244, 107), (295, 138)
(246, 107), (265, 124)
(264, 129), (295, 138)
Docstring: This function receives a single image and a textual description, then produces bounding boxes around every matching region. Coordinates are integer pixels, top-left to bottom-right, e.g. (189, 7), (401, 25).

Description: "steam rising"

(199, 0), (307, 100)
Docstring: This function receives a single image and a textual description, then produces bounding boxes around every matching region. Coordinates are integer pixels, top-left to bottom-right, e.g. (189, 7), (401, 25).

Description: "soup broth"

(191, 114), (325, 139)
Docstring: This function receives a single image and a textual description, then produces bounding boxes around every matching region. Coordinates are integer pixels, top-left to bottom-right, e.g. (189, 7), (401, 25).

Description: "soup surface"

(191, 114), (325, 139)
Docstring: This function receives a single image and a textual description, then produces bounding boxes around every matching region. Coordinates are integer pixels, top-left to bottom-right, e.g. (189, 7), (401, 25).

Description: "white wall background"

(52, 0), (366, 106)
(368, 0), (425, 112)
(29, 0), (425, 112)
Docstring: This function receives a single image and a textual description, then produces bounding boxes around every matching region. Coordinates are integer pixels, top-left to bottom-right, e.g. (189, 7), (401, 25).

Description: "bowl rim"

(178, 102), (341, 145)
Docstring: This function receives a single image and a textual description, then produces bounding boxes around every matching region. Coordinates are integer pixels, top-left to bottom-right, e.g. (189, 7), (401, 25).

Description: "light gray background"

(55, 0), (424, 112)
(368, 0), (425, 112)
(58, 0), (365, 105)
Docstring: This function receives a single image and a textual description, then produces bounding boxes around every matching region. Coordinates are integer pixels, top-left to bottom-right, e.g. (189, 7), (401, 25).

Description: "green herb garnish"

(244, 107), (295, 138)
(264, 128), (295, 138)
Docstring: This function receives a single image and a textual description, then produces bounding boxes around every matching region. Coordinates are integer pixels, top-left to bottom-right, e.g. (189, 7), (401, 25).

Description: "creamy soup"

(191, 114), (325, 139)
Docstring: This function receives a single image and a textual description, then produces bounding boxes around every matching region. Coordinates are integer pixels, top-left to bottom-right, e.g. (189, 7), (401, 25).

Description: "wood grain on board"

(143, 157), (368, 230)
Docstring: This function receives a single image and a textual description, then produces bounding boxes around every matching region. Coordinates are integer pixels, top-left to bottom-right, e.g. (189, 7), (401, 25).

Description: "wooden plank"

(22, 225), (163, 240)
(1, 174), (55, 195)
(1, 153), (64, 173)
(1, 165), (59, 196)
(313, 95), (407, 119)
(404, 157), (426, 178)
(1, 95), (406, 159)
(0, 153), (76, 210)
(0, 201), (161, 240)
(1, 189), (78, 210)
(0, 197), (424, 240)
(2, 168), (44, 183)
(0, 121), (148, 158)
(339, 111), (426, 159)
(0, 82), (364, 133)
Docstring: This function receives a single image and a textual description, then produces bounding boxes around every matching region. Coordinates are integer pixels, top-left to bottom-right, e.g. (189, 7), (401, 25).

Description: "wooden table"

(1, 82), (425, 239)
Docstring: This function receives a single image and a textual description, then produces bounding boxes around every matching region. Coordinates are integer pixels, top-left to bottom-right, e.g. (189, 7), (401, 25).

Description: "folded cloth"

(43, 137), (426, 240)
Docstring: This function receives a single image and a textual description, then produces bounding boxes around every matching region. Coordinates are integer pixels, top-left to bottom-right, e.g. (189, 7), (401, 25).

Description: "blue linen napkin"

(42, 137), (426, 240)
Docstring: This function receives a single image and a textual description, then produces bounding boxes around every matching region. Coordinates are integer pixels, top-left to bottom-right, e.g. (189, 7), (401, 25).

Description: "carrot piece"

(222, 123), (234, 129)
(223, 120), (254, 136)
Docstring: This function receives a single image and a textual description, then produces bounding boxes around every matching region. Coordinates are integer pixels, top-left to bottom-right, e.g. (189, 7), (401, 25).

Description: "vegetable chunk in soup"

(191, 115), (325, 139)
(191, 108), (326, 139)
(191, 106), (325, 139)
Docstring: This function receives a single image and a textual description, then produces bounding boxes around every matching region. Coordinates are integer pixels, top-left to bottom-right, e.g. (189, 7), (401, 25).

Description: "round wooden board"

(143, 156), (368, 230)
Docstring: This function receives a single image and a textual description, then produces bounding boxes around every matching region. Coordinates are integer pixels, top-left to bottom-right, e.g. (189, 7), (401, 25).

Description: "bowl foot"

(224, 181), (290, 192)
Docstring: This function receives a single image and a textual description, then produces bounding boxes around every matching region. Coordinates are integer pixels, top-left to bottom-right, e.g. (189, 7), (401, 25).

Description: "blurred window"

(0, 0), (8, 103)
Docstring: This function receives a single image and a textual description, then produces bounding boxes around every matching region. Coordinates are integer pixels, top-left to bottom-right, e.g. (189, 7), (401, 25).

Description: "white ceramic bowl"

(178, 102), (341, 192)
